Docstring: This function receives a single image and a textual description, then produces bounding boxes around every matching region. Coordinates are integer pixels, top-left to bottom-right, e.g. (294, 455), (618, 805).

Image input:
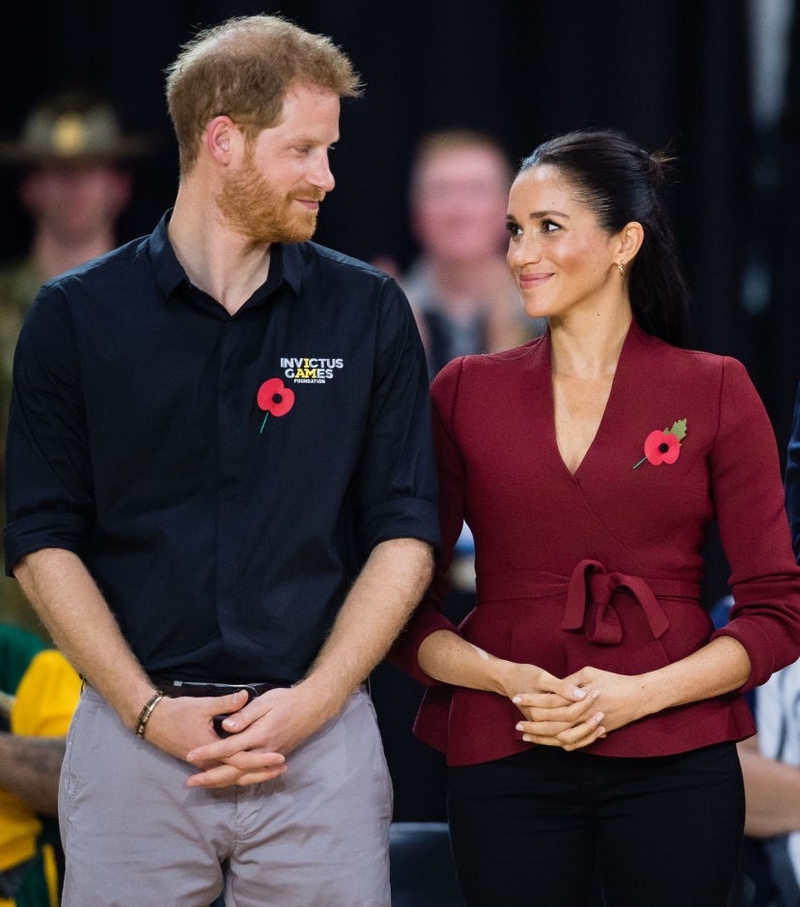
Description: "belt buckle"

(212, 684), (263, 739)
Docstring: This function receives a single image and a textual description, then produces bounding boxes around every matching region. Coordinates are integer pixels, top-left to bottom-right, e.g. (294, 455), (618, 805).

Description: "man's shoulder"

(295, 241), (394, 284)
(46, 235), (150, 290)
(27, 237), (155, 324)
(286, 243), (408, 322)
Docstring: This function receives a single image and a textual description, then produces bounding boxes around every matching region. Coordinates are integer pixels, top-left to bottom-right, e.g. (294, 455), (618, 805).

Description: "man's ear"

(205, 115), (242, 165)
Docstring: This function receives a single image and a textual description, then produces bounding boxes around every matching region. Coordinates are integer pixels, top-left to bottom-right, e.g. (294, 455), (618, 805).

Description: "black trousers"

(447, 741), (744, 907)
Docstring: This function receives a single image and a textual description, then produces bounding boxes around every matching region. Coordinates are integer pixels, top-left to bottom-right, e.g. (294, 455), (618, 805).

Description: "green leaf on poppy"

(664, 418), (687, 441)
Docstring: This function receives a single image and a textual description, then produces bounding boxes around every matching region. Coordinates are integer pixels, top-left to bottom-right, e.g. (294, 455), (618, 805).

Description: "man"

(0, 91), (148, 634)
(402, 129), (542, 380)
(4, 15), (437, 907)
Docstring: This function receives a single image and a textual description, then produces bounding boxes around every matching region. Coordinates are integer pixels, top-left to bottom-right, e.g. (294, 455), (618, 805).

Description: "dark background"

(1, 0), (798, 592)
(3, 0), (800, 828)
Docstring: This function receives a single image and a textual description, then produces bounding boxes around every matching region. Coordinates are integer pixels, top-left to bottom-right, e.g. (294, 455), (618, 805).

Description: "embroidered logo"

(633, 419), (687, 469)
(280, 357), (344, 385)
(256, 378), (295, 433)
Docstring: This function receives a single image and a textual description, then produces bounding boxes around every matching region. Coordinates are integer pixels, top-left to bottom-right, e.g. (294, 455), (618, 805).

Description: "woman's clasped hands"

(509, 664), (653, 752)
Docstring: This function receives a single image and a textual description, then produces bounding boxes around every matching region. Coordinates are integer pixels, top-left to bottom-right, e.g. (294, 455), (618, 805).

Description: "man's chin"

(254, 215), (318, 244)
(287, 212), (318, 242)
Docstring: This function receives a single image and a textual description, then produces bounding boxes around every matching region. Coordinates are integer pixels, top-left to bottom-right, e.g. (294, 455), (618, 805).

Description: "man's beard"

(216, 157), (324, 244)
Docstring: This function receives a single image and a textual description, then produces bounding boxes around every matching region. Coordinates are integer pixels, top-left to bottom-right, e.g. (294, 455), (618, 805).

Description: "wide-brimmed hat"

(0, 91), (153, 165)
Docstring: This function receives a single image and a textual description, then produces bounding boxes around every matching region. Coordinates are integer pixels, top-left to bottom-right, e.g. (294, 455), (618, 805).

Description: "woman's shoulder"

(429, 338), (548, 418)
(631, 327), (749, 386)
(432, 336), (545, 384)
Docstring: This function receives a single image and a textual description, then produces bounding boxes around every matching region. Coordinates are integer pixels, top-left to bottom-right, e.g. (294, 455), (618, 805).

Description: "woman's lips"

(518, 272), (552, 289)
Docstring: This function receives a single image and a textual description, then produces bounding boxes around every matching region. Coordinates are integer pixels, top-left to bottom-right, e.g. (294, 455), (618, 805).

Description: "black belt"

(151, 678), (288, 699)
(150, 678), (290, 738)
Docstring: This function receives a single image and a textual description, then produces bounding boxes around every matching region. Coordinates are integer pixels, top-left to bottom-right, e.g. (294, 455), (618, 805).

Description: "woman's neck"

(549, 304), (633, 380)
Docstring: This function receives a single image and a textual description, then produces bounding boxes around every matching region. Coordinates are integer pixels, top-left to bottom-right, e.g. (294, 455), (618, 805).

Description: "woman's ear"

(617, 220), (645, 265)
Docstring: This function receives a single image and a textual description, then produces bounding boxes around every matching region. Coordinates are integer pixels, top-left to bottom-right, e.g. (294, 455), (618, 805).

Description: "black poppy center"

(658, 442), (670, 453)
(272, 393), (283, 404)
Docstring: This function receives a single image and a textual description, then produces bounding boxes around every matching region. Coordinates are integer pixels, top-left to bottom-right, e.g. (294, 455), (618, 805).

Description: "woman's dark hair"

(519, 128), (690, 346)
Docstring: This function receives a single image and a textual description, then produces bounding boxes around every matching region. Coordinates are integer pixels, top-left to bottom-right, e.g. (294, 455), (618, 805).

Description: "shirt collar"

(146, 210), (303, 308)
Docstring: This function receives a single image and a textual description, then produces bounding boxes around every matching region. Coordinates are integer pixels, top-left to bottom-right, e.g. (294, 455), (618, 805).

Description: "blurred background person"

(726, 383), (800, 906)
(0, 91), (150, 635)
(371, 131), (542, 836)
(400, 129), (543, 381)
(401, 129), (546, 620)
(735, 673), (800, 907)
(0, 624), (81, 907)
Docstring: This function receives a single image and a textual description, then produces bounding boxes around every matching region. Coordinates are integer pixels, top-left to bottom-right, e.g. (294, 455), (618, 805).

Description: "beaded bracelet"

(134, 690), (164, 738)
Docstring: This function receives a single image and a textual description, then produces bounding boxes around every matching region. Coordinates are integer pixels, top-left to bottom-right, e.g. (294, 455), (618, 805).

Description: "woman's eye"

(541, 219), (560, 233)
(505, 221), (522, 237)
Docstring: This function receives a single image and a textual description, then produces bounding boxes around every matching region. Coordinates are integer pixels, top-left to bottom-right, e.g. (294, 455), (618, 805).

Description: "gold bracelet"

(134, 690), (164, 738)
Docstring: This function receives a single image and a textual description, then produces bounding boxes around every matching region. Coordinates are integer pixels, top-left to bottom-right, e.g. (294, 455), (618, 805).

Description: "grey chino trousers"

(59, 685), (392, 906)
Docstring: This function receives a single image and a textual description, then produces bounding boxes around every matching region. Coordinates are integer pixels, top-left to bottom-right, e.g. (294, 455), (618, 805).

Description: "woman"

(392, 128), (800, 906)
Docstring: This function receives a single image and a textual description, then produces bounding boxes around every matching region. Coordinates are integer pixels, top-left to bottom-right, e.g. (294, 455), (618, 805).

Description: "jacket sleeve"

(711, 357), (800, 689)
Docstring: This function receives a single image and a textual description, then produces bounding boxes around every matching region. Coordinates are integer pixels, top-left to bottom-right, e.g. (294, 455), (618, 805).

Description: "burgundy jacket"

(392, 320), (800, 765)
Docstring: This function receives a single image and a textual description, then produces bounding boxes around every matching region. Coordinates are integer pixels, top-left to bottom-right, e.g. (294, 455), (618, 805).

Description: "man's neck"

(168, 188), (272, 317)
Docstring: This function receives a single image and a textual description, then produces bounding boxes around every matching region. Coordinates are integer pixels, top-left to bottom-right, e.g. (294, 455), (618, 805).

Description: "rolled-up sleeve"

(4, 283), (93, 572)
(358, 280), (439, 552)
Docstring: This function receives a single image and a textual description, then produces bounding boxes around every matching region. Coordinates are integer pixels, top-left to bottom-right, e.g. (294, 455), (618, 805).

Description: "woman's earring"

(617, 262), (625, 276)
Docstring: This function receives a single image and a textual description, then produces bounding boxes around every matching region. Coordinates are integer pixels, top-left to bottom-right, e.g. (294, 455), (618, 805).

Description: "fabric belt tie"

(561, 559), (671, 645)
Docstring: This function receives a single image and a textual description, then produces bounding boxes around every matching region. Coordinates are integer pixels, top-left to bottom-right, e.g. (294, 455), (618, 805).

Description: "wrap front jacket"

(392, 320), (800, 764)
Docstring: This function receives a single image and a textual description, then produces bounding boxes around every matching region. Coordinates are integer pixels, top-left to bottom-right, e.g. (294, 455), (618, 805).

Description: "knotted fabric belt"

(476, 560), (701, 646)
(563, 559), (676, 645)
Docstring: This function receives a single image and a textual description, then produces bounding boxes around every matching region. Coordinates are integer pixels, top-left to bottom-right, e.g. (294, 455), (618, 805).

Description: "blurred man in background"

(371, 131), (543, 830)
(0, 91), (150, 633)
(402, 129), (541, 380)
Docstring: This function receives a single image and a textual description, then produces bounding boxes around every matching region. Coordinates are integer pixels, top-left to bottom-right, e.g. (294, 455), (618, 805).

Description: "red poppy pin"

(633, 419), (687, 469)
(256, 378), (295, 433)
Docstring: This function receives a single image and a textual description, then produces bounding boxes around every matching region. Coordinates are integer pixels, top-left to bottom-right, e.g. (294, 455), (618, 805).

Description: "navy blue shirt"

(5, 213), (439, 683)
